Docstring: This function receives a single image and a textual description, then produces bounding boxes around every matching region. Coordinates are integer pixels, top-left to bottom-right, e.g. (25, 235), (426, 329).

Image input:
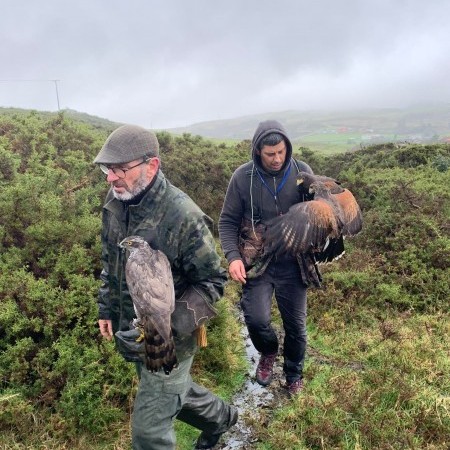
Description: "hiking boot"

(194, 406), (238, 449)
(256, 353), (277, 386)
(286, 378), (304, 397)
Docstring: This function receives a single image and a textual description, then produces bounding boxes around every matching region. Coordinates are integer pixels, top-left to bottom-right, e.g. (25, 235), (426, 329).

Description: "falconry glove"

(171, 285), (218, 337)
(115, 326), (146, 363)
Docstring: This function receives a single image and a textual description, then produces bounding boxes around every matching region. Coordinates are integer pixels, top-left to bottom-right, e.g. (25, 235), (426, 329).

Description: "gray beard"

(113, 171), (150, 202)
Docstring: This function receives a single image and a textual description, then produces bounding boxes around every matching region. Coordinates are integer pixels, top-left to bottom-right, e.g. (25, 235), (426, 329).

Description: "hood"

(251, 120), (293, 172)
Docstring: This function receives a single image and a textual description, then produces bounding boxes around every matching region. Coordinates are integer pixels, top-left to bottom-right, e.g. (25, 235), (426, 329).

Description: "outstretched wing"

(264, 199), (342, 257)
(333, 188), (363, 236)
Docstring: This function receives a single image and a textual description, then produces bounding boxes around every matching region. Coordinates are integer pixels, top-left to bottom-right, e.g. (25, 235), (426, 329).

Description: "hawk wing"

(264, 199), (342, 257)
(264, 184), (362, 263)
(125, 244), (177, 374)
(125, 248), (174, 342)
(333, 188), (363, 236)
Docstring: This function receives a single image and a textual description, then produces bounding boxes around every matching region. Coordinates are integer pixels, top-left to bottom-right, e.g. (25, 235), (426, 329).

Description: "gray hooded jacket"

(218, 120), (313, 266)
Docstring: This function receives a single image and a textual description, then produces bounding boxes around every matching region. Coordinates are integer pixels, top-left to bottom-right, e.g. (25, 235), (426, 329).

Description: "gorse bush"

(0, 112), (246, 445)
(159, 132), (250, 225)
(0, 112), (135, 439)
(303, 144), (450, 313)
(0, 110), (449, 449)
(292, 143), (449, 449)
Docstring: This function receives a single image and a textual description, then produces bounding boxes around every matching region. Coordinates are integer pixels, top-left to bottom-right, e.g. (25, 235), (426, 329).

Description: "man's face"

(258, 141), (287, 172)
(105, 157), (159, 201)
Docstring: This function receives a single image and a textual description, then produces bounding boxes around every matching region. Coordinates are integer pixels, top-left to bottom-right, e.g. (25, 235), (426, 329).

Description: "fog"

(1, 0), (449, 128)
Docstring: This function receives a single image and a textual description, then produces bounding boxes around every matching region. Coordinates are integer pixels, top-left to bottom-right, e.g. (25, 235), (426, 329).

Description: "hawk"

(119, 236), (177, 374)
(248, 172), (363, 285)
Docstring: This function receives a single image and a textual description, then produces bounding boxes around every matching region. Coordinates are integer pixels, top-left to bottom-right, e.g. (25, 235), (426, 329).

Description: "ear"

(147, 157), (160, 179)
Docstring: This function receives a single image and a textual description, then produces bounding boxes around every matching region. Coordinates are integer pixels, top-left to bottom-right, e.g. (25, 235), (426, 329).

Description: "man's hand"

(228, 259), (247, 284)
(98, 319), (113, 340)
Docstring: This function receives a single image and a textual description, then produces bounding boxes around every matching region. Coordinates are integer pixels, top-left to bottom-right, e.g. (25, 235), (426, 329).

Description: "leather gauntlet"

(171, 286), (218, 336)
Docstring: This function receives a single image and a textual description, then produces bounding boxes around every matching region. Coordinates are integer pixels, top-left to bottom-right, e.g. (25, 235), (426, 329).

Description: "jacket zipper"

(273, 176), (280, 216)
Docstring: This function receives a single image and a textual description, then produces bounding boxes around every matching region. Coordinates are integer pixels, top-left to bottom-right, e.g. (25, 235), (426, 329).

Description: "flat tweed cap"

(94, 124), (159, 164)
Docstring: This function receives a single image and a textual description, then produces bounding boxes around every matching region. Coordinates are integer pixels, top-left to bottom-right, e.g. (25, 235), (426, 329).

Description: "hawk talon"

(135, 327), (145, 342)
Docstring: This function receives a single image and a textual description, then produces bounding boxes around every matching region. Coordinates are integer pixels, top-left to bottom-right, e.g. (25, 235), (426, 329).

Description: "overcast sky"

(1, 0), (449, 129)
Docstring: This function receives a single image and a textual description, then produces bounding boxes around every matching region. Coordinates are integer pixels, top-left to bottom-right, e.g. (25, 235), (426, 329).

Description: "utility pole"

(53, 79), (60, 110)
(0, 79), (62, 111)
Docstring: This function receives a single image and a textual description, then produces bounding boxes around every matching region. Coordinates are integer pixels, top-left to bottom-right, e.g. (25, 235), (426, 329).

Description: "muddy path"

(215, 316), (364, 449)
(217, 325), (290, 449)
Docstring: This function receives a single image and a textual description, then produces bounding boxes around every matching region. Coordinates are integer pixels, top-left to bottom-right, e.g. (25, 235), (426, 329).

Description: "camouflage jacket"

(98, 170), (227, 360)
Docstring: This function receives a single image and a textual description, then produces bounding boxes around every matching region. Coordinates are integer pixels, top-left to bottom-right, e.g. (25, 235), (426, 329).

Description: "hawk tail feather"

(316, 236), (346, 263)
(297, 253), (323, 288)
(143, 318), (178, 375)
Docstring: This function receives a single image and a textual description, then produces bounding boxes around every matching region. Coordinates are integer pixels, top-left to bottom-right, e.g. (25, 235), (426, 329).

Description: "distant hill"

(62, 109), (122, 131)
(166, 103), (450, 153)
(0, 107), (121, 132)
(2, 104), (450, 154)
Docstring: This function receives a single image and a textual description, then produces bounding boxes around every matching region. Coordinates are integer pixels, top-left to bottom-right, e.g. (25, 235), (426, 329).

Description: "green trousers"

(132, 356), (233, 450)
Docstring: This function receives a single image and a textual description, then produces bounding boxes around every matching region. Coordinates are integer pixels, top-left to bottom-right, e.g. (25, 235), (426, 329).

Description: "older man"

(94, 125), (237, 450)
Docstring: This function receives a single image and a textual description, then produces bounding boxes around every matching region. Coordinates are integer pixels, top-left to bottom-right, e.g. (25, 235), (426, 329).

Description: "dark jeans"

(241, 258), (307, 383)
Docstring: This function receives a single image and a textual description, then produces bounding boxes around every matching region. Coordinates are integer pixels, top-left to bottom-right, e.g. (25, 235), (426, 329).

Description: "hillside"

(3, 104), (450, 155)
(167, 103), (450, 153)
(0, 107), (121, 132)
(0, 111), (449, 449)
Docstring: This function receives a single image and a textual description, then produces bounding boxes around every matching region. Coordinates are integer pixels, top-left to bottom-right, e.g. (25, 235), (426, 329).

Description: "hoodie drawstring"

(255, 161), (292, 203)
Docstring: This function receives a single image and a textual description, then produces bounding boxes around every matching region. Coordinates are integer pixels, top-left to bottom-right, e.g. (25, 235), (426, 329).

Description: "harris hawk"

(248, 172), (363, 286)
